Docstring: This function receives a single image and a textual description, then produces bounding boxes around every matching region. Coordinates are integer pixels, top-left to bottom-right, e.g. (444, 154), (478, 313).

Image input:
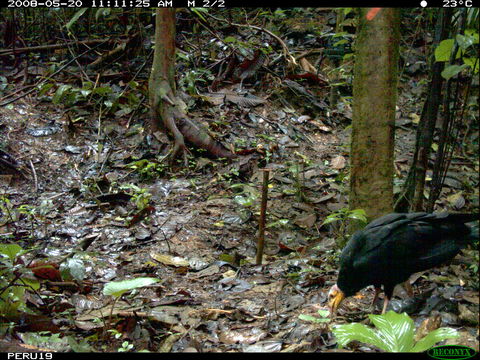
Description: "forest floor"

(0, 9), (478, 353)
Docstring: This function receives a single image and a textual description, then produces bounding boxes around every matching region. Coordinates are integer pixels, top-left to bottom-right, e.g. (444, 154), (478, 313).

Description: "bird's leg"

(371, 287), (381, 311)
(381, 296), (390, 314)
(403, 280), (414, 297)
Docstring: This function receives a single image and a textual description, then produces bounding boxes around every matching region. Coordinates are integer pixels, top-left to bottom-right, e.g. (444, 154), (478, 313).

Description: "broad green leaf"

(0, 244), (22, 261)
(0, 282), (25, 315)
(463, 58), (479, 73)
(53, 84), (72, 104)
(350, 209), (366, 216)
(92, 86), (112, 96)
(333, 323), (386, 350)
(441, 64), (469, 80)
(234, 195), (254, 207)
(60, 258), (86, 282)
(412, 328), (458, 352)
(333, 39), (348, 47)
(299, 314), (330, 323)
(435, 39), (454, 62)
(464, 29), (479, 44)
(22, 277), (40, 291)
(333, 311), (458, 352)
(349, 209), (367, 223)
(322, 216), (340, 225)
(317, 309), (330, 318)
(299, 314), (319, 322)
(266, 219), (289, 228)
(368, 312), (414, 352)
(456, 34), (475, 50)
(38, 83), (54, 97)
(223, 36), (237, 43)
(103, 277), (159, 298)
(66, 8), (88, 31)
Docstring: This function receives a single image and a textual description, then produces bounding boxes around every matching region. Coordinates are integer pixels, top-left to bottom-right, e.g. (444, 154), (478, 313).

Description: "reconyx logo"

(427, 345), (477, 360)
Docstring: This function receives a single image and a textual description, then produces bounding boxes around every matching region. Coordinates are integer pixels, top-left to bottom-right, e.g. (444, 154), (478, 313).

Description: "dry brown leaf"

(331, 155), (346, 169)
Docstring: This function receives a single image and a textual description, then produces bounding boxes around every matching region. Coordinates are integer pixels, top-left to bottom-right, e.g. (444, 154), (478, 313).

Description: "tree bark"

(148, 9), (235, 162)
(349, 8), (399, 228)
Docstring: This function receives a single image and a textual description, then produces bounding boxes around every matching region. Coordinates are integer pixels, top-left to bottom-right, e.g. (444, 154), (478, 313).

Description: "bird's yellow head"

(328, 284), (345, 316)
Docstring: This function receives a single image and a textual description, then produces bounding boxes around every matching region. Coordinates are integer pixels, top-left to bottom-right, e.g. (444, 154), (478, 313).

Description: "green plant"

(469, 250), (479, 274)
(230, 183), (258, 208)
(127, 159), (166, 180)
(102, 277), (159, 341)
(332, 311), (458, 352)
(0, 195), (15, 225)
(287, 154), (311, 202)
(322, 208), (368, 248)
(435, 28), (479, 79)
(299, 309), (330, 324)
(120, 184), (152, 211)
(178, 68), (214, 96)
(118, 341), (134, 352)
(0, 244), (40, 317)
(40, 78), (142, 118)
(16, 204), (36, 233)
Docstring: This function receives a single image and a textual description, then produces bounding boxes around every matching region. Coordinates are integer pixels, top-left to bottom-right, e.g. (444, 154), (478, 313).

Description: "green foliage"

(230, 183), (258, 216)
(103, 277), (159, 298)
(127, 158), (166, 180)
(441, 64), (470, 80)
(322, 208), (367, 226)
(178, 68), (214, 96)
(19, 332), (92, 352)
(190, 8), (208, 22)
(435, 28), (479, 79)
(333, 311), (458, 352)
(266, 219), (289, 229)
(65, 8), (88, 32)
(60, 258), (86, 282)
(118, 341), (134, 352)
(299, 309), (330, 324)
(0, 195), (16, 225)
(322, 208), (368, 248)
(42, 80), (142, 117)
(120, 184), (152, 211)
(0, 244), (39, 317)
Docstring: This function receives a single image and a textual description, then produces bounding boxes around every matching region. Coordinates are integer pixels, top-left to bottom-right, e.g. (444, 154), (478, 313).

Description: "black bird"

(328, 212), (479, 315)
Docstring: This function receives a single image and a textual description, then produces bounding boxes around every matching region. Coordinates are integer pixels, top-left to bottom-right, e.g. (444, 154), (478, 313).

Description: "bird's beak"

(328, 286), (345, 316)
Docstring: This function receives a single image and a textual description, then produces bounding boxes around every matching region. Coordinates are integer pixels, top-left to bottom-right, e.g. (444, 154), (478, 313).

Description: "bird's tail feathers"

(443, 213), (479, 224)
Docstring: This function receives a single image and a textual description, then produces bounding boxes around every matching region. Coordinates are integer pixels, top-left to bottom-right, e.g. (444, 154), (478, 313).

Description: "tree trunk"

(349, 8), (399, 228)
(394, 8), (452, 212)
(149, 9), (235, 163)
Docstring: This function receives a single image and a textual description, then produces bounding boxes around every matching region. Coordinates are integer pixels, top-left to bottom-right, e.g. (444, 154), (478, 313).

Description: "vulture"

(328, 212), (479, 315)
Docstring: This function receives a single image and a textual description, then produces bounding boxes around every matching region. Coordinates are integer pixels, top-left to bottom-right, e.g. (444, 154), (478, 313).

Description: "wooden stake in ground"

(256, 169), (270, 265)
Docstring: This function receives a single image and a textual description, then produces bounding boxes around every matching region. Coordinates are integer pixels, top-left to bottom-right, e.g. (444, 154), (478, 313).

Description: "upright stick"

(256, 169), (270, 265)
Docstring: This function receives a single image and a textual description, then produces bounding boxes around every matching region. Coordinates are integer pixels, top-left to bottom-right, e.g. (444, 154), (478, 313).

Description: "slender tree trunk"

(394, 8), (452, 212)
(349, 8), (399, 229)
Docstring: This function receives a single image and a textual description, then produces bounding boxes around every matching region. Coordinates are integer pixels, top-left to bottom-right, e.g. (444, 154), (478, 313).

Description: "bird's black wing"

(338, 212), (477, 295)
(351, 213), (474, 277)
